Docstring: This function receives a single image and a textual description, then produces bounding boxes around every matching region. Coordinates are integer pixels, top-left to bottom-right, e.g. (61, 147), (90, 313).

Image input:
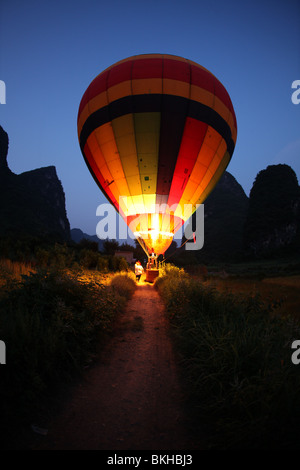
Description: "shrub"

(79, 248), (101, 269)
(110, 272), (136, 301)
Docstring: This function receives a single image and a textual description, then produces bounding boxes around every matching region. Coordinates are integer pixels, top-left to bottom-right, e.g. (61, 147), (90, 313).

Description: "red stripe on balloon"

(167, 118), (208, 207)
(83, 143), (120, 213)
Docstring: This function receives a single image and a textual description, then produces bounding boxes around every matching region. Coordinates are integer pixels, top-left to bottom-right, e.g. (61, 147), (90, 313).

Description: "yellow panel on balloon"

(142, 194), (156, 213)
(141, 174), (157, 195)
(120, 155), (140, 177)
(131, 194), (145, 214)
(135, 113), (160, 155)
(112, 127), (137, 160)
(119, 194), (134, 215)
(112, 114), (134, 137)
(123, 174), (142, 198)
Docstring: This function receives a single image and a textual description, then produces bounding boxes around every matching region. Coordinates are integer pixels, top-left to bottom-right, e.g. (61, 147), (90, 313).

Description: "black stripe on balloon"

(79, 94), (235, 157)
(156, 95), (189, 195)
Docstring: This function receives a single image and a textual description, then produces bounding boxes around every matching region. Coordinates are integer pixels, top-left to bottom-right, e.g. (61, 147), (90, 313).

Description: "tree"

(78, 238), (99, 252)
(118, 242), (135, 252)
(103, 239), (119, 255)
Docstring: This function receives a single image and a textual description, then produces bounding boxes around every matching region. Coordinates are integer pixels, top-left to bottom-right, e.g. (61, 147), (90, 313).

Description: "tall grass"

(155, 265), (300, 449)
(0, 268), (136, 448)
(110, 271), (137, 300)
(0, 258), (35, 285)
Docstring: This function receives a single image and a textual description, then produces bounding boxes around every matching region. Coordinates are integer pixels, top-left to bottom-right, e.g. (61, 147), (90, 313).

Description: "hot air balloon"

(77, 54), (237, 278)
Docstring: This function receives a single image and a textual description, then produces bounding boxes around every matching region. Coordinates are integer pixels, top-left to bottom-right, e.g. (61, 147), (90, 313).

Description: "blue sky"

(0, 0), (299, 236)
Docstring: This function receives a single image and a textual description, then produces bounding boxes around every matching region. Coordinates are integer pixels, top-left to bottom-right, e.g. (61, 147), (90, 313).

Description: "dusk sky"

(1, 0), (299, 237)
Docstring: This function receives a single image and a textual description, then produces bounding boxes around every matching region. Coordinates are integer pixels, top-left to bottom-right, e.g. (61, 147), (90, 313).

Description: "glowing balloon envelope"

(77, 54), (237, 255)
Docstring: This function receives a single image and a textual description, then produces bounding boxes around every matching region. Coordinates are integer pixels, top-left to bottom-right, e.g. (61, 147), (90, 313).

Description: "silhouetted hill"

(200, 171), (249, 261)
(0, 125), (70, 242)
(174, 165), (300, 265)
(70, 228), (104, 251)
(244, 164), (300, 257)
(178, 171), (249, 263)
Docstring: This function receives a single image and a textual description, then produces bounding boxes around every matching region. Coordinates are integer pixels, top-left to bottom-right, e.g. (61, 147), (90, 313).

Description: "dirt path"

(34, 279), (196, 450)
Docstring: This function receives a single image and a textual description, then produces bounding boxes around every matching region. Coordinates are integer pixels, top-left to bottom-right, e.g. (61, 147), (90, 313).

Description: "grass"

(0, 264), (136, 448)
(3, 253), (300, 449)
(202, 275), (300, 319)
(0, 258), (35, 285)
(155, 264), (300, 449)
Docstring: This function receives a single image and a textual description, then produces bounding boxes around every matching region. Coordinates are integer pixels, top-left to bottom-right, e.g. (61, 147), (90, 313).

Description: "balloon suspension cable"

(136, 236), (150, 258)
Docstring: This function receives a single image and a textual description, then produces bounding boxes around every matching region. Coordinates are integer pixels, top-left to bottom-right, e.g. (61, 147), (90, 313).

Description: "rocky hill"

(175, 164), (300, 264)
(201, 171), (249, 261)
(243, 164), (300, 257)
(175, 171), (249, 263)
(0, 125), (70, 242)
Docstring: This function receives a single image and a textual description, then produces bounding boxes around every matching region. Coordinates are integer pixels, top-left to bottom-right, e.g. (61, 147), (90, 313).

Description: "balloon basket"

(145, 269), (159, 283)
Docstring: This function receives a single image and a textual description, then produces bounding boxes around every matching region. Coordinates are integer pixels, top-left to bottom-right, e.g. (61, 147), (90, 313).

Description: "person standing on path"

(135, 260), (144, 282)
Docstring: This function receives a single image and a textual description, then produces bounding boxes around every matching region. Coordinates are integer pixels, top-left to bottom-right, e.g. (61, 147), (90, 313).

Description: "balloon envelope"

(78, 54), (237, 255)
